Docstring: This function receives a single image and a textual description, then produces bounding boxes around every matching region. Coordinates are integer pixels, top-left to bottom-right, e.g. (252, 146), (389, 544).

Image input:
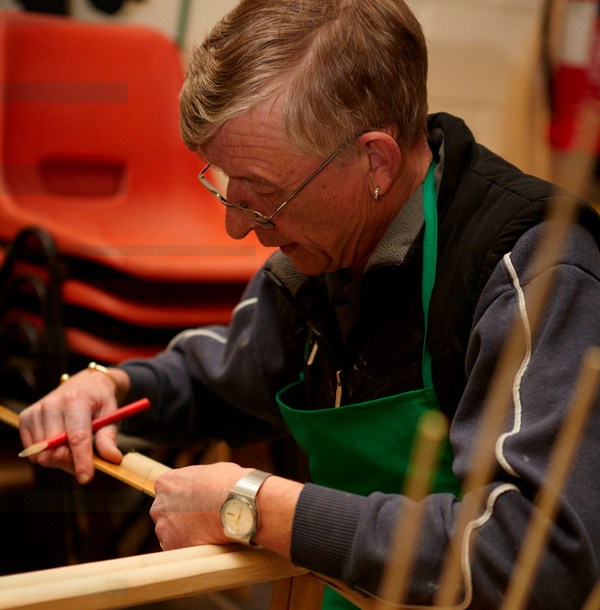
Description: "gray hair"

(180, 0), (428, 157)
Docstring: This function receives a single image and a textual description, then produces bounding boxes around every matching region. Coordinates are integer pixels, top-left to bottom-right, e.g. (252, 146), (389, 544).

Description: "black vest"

(266, 113), (600, 419)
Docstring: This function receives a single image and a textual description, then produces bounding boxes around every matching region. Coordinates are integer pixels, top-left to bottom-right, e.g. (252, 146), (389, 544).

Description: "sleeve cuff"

(114, 363), (160, 435)
(291, 483), (366, 584)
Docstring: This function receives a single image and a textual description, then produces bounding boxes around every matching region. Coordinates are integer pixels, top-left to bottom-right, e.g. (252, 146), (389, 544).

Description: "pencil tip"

(19, 442), (47, 458)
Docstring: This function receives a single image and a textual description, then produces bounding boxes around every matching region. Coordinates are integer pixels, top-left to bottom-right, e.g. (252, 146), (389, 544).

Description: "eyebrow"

(211, 164), (283, 190)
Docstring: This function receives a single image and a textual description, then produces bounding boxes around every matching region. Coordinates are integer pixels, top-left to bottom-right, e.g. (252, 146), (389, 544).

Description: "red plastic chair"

(0, 10), (271, 283)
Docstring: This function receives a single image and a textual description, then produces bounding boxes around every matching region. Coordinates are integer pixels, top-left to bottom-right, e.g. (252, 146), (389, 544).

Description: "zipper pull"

(334, 370), (343, 409)
(307, 340), (319, 366)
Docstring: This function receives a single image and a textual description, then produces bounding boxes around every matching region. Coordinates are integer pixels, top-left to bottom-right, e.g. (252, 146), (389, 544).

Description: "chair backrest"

(0, 10), (271, 281)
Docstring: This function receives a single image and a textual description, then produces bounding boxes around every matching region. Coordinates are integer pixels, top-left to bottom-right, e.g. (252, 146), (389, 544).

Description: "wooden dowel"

(0, 545), (308, 610)
(0, 404), (166, 497)
(501, 347), (600, 610)
(375, 410), (448, 609)
(92, 453), (165, 497)
(120, 451), (172, 483)
(0, 544), (232, 589)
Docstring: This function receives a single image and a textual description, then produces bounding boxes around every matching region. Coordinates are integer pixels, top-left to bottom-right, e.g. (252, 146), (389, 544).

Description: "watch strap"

(229, 469), (272, 500)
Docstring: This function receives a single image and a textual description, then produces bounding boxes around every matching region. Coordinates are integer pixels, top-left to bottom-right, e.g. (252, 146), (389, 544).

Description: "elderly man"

(20, 1), (600, 608)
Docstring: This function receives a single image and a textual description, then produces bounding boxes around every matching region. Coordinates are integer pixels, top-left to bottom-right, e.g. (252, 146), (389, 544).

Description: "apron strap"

(421, 161), (438, 389)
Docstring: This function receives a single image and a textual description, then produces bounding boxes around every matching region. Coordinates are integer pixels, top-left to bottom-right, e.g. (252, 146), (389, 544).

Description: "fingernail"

(78, 473), (91, 485)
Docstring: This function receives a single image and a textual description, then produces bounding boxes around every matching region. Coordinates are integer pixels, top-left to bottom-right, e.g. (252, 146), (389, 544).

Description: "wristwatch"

(220, 469), (272, 544)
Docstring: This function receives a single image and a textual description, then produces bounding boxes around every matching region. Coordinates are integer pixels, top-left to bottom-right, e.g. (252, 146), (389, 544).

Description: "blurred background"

(0, 0), (598, 608)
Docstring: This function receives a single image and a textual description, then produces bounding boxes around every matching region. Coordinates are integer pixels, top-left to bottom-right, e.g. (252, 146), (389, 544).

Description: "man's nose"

(224, 206), (254, 240)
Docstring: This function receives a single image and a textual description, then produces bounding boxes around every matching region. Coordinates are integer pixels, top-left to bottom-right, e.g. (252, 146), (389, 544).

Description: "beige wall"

(412, 0), (551, 178)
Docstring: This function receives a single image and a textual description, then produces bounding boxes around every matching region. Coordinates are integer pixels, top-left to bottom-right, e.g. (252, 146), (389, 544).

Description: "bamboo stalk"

(501, 347), (600, 610)
(375, 410), (448, 609)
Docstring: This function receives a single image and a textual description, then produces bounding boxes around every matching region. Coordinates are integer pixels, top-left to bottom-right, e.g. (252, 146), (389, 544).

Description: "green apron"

(277, 163), (462, 609)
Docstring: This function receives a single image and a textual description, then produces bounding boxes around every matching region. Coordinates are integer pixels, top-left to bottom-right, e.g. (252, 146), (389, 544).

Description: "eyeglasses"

(198, 142), (348, 229)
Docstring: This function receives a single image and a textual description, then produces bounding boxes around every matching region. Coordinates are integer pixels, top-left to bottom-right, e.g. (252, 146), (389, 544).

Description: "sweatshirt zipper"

(307, 327), (344, 409)
(334, 370), (343, 409)
(265, 268), (345, 409)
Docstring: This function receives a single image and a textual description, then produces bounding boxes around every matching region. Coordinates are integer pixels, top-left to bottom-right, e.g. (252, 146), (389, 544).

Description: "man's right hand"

(18, 366), (130, 484)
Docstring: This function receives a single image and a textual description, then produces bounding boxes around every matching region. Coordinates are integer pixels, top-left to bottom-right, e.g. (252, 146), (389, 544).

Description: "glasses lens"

(199, 166), (276, 228)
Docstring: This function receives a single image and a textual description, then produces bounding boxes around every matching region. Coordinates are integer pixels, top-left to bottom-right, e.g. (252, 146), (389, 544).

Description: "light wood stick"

(120, 451), (172, 483)
(501, 347), (600, 610)
(434, 102), (600, 608)
(0, 404), (167, 497)
(583, 579), (600, 610)
(375, 410), (448, 609)
(0, 544), (308, 610)
(91, 452), (167, 497)
(0, 405), (20, 429)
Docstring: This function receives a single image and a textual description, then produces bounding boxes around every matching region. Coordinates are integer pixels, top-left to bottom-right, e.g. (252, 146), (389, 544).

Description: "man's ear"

(357, 131), (402, 199)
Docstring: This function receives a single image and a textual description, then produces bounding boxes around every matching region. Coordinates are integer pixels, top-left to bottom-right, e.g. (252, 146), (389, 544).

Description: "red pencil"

(18, 398), (150, 458)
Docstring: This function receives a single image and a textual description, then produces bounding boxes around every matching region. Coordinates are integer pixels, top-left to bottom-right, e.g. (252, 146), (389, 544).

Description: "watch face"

(221, 497), (257, 539)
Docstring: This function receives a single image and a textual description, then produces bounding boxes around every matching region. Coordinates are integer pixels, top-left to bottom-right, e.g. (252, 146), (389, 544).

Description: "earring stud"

(374, 186), (380, 201)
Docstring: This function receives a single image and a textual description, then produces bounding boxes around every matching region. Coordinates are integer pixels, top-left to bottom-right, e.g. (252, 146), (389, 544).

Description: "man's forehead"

(205, 106), (312, 187)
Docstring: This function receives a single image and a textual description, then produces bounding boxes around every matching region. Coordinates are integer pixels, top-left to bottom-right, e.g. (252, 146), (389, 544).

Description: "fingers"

(18, 369), (122, 482)
(63, 396), (96, 484)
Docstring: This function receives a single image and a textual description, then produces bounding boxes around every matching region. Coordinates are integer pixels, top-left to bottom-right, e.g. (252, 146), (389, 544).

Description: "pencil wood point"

(18, 441), (48, 458)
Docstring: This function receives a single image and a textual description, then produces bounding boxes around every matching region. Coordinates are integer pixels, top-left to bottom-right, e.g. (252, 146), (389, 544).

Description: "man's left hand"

(150, 462), (253, 550)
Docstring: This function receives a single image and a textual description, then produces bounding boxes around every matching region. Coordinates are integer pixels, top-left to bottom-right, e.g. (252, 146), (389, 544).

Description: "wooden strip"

(0, 545), (308, 610)
(501, 347), (600, 610)
(92, 454), (159, 497)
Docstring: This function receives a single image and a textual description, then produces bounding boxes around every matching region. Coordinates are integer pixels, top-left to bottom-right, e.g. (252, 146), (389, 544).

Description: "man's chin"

(280, 246), (329, 276)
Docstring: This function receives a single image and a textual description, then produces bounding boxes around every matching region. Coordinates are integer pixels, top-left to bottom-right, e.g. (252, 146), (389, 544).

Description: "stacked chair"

(0, 9), (272, 575)
(0, 10), (271, 403)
